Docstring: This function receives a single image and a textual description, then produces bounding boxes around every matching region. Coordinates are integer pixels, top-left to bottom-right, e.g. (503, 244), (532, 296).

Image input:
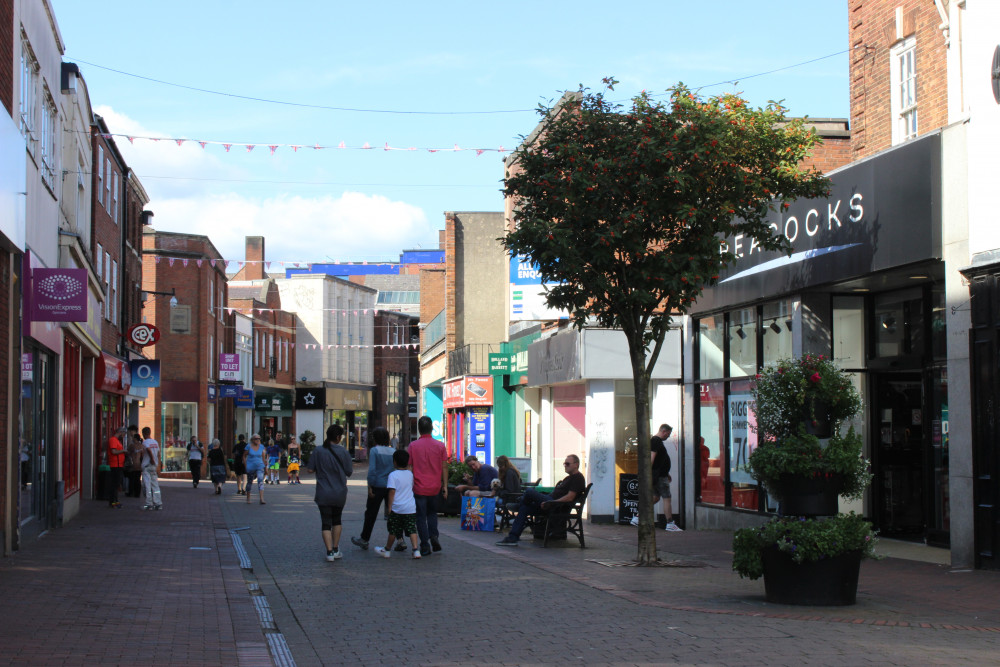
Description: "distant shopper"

(287, 454), (301, 484)
(140, 427), (162, 510)
(125, 428), (144, 498)
(232, 434), (248, 496)
(266, 439), (281, 485)
(634, 424), (682, 532)
(308, 424), (353, 562)
(285, 435), (300, 482)
(455, 455), (498, 497)
(374, 449), (421, 559)
(106, 426), (128, 509)
(409, 416), (448, 557)
(187, 435), (204, 488)
(244, 434), (267, 505)
(351, 426), (395, 550)
(208, 440), (228, 495)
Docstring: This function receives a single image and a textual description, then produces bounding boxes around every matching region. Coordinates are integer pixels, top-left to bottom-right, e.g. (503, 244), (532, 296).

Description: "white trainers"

(374, 546), (390, 558)
(412, 550), (422, 559)
(629, 515), (639, 526)
(664, 522), (683, 532)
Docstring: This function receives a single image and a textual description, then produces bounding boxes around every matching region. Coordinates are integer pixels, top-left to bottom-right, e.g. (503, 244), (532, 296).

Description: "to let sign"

(219, 353), (240, 381)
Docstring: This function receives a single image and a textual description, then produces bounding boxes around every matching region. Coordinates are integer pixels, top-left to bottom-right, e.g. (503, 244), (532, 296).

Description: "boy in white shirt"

(375, 450), (422, 559)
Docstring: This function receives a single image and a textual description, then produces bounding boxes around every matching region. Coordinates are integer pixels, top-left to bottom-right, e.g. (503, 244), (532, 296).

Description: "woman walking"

(307, 424), (353, 561)
(187, 435), (204, 488)
(243, 434), (267, 504)
(350, 426), (394, 550)
(208, 440), (228, 495)
(232, 434), (248, 495)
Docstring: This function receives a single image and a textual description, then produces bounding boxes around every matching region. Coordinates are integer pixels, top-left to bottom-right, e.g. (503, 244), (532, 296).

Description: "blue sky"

(51, 1), (849, 266)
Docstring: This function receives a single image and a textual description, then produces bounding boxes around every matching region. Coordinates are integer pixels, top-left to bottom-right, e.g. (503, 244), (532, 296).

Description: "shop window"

(161, 403), (197, 472)
(728, 379), (758, 510)
(698, 382), (725, 505)
(931, 285), (946, 361)
(727, 308), (757, 377)
(762, 299), (794, 367)
(874, 288), (923, 359)
(833, 296), (866, 368)
(697, 314), (725, 380)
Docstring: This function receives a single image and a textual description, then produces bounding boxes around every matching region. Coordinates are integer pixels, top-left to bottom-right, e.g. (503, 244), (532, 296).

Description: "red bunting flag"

(246, 145), (255, 152)
(223, 144), (232, 152)
(196, 259), (203, 267)
(175, 139), (185, 146)
(168, 258), (175, 267)
(127, 136), (134, 144)
(199, 142), (207, 149)
(269, 145), (278, 155)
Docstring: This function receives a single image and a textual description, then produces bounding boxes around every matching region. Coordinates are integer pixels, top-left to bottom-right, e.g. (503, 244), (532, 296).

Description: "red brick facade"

(849, 0), (949, 160)
(0, 0), (13, 116)
(418, 268), (445, 349)
(373, 311), (418, 444)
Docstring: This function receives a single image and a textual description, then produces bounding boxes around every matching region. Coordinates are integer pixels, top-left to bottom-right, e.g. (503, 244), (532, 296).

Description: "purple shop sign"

(30, 268), (88, 322)
(219, 353), (241, 381)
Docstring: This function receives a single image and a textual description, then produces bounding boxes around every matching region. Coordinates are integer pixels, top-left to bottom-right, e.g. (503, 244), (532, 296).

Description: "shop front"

(686, 132), (950, 548)
(526, 327), (683, 523)
(93, 353), (132, 495)
(324, 385), (372, 458)
(443, 376), (494, 464)
(255, 389), (294, 445)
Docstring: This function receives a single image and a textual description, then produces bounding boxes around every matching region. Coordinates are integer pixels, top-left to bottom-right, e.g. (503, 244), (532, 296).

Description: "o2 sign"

(127, 323), (160, 347)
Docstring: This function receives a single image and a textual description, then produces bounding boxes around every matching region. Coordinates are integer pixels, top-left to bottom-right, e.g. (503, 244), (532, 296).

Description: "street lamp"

(142, 288), (178, 308)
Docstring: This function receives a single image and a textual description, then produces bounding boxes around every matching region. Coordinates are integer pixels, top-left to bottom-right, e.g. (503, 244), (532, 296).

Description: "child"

(287, 455), (301, 484)
(375, 450), (421, 559)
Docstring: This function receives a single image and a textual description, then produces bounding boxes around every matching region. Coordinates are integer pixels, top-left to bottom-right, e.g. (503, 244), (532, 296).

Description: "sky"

(51, 1), (850, 267)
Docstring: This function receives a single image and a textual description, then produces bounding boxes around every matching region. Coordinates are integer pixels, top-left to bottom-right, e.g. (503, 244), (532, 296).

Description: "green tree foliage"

(502, 80), (830, 564)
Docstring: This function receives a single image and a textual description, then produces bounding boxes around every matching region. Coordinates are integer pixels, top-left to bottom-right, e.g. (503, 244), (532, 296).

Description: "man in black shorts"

(644, 423), (682, 531)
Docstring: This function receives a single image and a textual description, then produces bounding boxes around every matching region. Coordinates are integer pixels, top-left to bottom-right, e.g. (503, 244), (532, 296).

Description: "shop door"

(873, 373), (925, 538)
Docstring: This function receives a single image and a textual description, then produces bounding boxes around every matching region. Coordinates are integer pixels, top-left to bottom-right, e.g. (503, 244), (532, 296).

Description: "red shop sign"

(95, 353), (131, 394)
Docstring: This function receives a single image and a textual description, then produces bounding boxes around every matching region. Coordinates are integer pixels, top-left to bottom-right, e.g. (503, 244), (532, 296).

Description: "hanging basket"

(768, 473), (843, 517)
(762, 547), (862, 606)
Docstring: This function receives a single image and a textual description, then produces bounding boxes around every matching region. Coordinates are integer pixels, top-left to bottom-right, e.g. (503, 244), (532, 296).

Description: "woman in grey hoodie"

(307, 424), (354, 562)
(350, 427), (396, 550)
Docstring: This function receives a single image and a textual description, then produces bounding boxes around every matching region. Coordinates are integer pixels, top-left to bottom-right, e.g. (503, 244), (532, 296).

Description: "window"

(161, 403), (197, 472)
(111, 260), (118, 325)
(891, 37), (918, 144)
(105, 159), (112, 213)
(208, 277), (214, 314)
(208, 334), (214, 379)
(19, 37), (38, 152)
(697, 315), (725, 380)
(254, 331), (259, 367)
(112, 172), (119, 223)
(104, 253), (111, 320)
(40, 91), (56, 188)
(96, 243), (103, 279)
(97, 147), (104, 204)
(727, 308), (757, 377)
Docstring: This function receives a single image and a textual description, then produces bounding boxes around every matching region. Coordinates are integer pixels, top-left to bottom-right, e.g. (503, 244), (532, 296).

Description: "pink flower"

(810, 372), (821, 383)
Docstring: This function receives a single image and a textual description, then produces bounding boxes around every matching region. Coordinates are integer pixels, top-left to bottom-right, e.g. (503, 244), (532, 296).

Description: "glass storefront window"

(697, 314), (725, 380)
(698, 382), (725, 505)
(728, 379), (759, 510)
(833, 296), (866, 368)
(931, 285), (946, 361)
(162, 403), (197, 473)
(929, 365), (950, 542)
(762, 299), (794, 367)
(614, 380), (638, 477)
(727, 308), (757, 377)
(874, 288), (924, 358)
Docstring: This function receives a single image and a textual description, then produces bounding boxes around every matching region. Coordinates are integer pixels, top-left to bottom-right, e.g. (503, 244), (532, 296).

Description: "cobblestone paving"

(219, 476), (1000, 667)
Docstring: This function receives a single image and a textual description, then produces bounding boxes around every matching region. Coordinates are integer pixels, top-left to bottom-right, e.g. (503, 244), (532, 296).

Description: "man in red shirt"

(408, 416), (448, 557)
(107, 425), (128, 508)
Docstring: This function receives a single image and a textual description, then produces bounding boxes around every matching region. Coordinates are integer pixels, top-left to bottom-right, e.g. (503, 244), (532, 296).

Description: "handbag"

(460, 496), (496, 532)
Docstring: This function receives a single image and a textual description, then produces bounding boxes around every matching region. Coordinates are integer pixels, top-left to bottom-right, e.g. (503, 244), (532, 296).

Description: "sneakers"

(350, 536), (369, 550)
(110, 502), (122, 509)
(325, 548), (342, 561)
(393, 542), (408, 552)
(496, 536), (519, 546)
(629, 515), (639, 526)
(142, 505), (153, 511)
(419, 547), (432, 557)
(374, 546), (390, 558)
(154, 505), (163, 511)
(664, 522), (683, 532)
(430, 538), (442, 553)
(412, 550), (422, 559)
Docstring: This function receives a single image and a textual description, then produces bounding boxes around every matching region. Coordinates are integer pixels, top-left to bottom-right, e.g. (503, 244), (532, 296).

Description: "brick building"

(372, 310), (418, 444)
(138, 230), (231, 478)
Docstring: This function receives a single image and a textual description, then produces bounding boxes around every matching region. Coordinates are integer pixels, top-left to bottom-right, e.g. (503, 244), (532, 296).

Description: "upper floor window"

(112, 172), (119, 223)
(891, 37), (918, 144)
(19, 37), (38, 154)
(105, 159), (112, 213)
(97, 147), (104, 204)
(40, 91), (56, 188)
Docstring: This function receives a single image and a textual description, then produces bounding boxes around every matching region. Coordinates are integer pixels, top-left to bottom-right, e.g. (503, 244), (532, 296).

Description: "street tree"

(502, 80), (830, 564)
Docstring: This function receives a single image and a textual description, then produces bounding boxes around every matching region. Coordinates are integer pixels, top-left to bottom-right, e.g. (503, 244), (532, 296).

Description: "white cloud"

(94, 105), (436, 263)
(152, 192), (432, 263)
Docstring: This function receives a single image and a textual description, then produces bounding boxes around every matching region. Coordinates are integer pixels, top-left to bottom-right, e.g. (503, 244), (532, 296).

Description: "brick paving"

(2, 469), (1000, 666)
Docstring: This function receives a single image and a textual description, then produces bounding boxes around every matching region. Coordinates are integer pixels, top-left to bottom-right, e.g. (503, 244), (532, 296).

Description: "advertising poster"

(468, 407), (492, 464)
(509, 255), (567, 321)
(219, 353), (240, 381)
(728, 392), (757, 485)
(618, 474), (638, 525)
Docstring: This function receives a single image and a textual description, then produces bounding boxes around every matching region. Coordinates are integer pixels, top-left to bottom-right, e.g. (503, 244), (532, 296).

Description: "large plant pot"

(762, 548), (862, 606)
(438, 486), (462, 516)
(770, 473), (842, 517)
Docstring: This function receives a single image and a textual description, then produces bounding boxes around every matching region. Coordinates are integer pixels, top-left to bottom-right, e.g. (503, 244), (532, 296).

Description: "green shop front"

(254, 389), (294, 443)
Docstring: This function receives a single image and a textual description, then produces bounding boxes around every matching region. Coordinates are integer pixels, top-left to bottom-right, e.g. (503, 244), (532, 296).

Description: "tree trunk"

(626, 333), (657, 565)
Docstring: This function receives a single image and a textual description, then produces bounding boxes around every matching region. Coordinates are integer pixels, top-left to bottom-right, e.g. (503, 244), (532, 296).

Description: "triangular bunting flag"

(223, 144), (232, 152)
(246, 145), (255, 152)
(362, 142), (372, 150)
(196, 259), (203, 267)
(476, 149), (484, 156)
(175, 139), (185, 146)
(181, 259), (189, 267)
(154, 256), (161, 264)
(168, 258), (175, 267)
(209, 259), (216, 268)
(337, 141), (345, 149)
(199, 141), (207, 149)
(127, 136), (134, 144)
(269, 145), (278, 155)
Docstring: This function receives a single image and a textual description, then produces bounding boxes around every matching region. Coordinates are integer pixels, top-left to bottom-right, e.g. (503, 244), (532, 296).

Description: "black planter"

(438, 486), (462, 516)
(762, 548), (862, 606)
(770, 473), (842, 517)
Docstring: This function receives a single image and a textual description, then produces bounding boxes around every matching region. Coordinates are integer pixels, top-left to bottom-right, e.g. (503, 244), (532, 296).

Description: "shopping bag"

(460, 496), (496, 531)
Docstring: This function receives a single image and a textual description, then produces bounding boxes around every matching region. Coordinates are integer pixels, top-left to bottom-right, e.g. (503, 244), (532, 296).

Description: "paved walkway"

(2, 470), (999, 666)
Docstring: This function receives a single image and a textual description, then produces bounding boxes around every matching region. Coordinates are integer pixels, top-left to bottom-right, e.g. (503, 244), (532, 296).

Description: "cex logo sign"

(128, 323), (160, 347)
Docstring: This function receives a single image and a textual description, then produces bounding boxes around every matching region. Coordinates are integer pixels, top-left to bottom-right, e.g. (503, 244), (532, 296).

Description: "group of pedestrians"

(106, 424), (162, 511)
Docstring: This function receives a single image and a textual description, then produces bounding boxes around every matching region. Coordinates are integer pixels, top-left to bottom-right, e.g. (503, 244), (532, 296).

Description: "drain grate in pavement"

(587, 558), (709, 568)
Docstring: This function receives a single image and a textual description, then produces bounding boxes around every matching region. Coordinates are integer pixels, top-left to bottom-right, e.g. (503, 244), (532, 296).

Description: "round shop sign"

(127, 323), (160, 347)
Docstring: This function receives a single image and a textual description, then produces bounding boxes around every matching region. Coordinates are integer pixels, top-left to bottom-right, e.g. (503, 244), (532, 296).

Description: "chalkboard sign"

(619, 473), (638, 525)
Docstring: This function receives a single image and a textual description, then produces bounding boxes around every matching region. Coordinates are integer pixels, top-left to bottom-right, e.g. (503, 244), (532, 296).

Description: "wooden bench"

(531, 483), (593, 548)
(495, 479), (540, 532)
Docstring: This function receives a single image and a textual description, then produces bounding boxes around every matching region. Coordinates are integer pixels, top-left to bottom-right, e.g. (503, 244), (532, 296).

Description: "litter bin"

(95, 464), (110, 501)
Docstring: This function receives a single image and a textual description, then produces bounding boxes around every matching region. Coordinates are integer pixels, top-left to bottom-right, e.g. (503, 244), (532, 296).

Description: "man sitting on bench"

(496, 454), (586, 546)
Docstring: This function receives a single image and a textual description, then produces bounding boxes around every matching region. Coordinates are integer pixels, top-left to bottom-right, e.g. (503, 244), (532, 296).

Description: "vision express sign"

(695, 133), (941, 313)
